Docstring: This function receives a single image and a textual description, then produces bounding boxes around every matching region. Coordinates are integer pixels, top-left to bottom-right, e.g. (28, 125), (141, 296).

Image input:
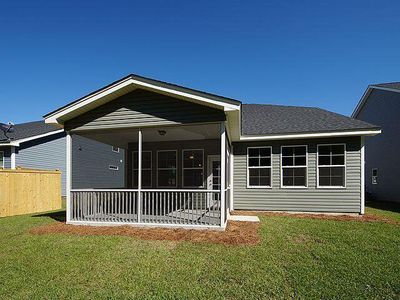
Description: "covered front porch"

(67, 123), (232, 229)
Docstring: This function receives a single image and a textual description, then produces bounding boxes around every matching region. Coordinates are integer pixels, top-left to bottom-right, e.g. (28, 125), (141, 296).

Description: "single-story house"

(44, 74), (381, 229)
(0, 121), (125, 196)
(352, 82), (400, 203)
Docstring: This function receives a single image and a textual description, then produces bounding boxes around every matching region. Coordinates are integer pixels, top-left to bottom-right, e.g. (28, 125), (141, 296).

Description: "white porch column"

(137, 129), (142, 223)
(10, 146), (16, 169)
(220, 123), (226, 227)
(360, 136), (365, 215)
(66, 132), (72, 223)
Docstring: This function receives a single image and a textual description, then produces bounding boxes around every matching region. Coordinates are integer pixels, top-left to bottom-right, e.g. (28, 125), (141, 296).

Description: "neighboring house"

(0, 121), (125, 196)
(352, 82), (400, 203)
(43, 74), (380, 229)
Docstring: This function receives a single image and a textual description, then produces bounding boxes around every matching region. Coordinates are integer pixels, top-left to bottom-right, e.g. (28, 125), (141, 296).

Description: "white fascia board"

(352, 85), (400, 118)
(352, 87), (372, 118)
(239, 129), (382, 141)
(45, 78), (240, 124)
(1, 129), (64, 147)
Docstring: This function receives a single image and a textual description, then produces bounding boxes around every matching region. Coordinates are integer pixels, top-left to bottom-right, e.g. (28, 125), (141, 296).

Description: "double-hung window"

(132, 151), (152, 188)
(182, 149), (204, 187)
(157, 150), (177, 187)
(317, 144), (346, 188)
(247, 147), (272, 188)
(281, 146), (307, 187)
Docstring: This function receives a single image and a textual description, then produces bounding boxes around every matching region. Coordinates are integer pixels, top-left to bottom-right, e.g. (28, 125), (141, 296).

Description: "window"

(281, 146), (307, 187)
(157, 150), (177, 187)
(109, 165), (119, 171)
(112, 146), (120, 153)
(0, 151), (3, 168)
(372, 168), (378, 185)
(132, 151), (152, 188)
(182, 149), (204, 187)
(247, 147), (272, 188)
(317, 144), (346, 188)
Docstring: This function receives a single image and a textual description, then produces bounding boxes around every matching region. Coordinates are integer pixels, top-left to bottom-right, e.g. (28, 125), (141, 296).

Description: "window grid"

(247, 147), (272, 188)
(317, 144), (346, 188)
(182, 149), (204, 188)
(132, 151), (152, 188)
(281, 145), (308, 188)
(157, 150), (178, 188)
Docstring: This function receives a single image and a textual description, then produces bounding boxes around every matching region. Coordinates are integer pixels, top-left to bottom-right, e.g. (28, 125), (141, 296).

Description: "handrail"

(141, 189), (219, 193)
(71, 189), (220, 193)
(71, 188), (139, 192)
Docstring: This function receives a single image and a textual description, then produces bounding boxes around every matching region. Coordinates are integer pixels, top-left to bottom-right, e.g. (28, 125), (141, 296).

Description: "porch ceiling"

(76, 123), (220, 148)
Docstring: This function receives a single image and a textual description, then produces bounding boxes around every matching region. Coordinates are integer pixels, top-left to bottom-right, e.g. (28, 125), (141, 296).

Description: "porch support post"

(10, 146), (16, 169)
(360, 136), (365, 215)
(66, 131), (72, 223)
(220, 122), (226, 227)
(137, 129), (142, 223)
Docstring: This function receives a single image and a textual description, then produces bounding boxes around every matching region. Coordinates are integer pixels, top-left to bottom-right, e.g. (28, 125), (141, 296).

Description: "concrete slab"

(228, 215), (260, 222)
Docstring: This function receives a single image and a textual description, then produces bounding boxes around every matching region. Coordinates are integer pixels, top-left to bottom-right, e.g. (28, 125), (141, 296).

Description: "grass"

(0, 203), (399, 299)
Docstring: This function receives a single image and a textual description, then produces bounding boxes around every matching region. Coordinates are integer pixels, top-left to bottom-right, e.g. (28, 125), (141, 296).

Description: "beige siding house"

(43, 74), (381, 230)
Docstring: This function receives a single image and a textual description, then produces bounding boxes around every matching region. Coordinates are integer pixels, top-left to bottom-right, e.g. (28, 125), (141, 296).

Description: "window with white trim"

(132, 151), (152, 188)
(182, 149), (204, 187)
(281, 146), (307, 187)
(317, 144), (346, 187)
(157, 150), (177, 187)
(0, 151), (4, 168)
(247, 147), (272, 187)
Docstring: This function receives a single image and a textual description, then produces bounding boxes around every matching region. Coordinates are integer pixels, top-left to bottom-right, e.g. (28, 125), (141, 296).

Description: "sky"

(0, 0), (399, 124)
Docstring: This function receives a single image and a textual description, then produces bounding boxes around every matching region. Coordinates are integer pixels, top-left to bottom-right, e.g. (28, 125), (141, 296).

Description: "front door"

(207, 155), (221, 207)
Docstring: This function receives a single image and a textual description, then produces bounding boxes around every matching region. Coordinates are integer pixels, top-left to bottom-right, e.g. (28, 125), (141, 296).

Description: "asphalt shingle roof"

(241, 104), (379, 135)
(373, 82), (400, 90)
(0, 121), (60, 143)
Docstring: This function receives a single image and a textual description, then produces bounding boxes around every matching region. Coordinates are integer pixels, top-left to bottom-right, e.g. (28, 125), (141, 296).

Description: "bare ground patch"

(232, 210), (399, 225)
(29, 221), (260, 246)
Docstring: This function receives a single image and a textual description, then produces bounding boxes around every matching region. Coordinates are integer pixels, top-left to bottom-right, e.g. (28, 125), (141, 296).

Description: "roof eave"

(239, 128), (381, 141)
(0, 129), (64, 147)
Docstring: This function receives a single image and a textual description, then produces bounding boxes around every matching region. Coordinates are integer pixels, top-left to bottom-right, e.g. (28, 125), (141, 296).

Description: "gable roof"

(372, 82), (400, 90)
(0, 121), (63, 146)
(242, 104), (379, 136)
(44, 74), (242, 124)
(352, 82), (400, 118)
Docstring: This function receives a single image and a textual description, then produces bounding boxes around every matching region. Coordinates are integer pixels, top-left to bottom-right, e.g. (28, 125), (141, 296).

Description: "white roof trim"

(239, 129), (381, 141)
(352, 85), (400, 118)
(45, 77), (240, 124)
(0, 129), (64, 147)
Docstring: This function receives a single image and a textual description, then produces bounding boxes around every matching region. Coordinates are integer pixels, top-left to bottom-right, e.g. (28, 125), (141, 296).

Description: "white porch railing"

(70, 189), (221, 227)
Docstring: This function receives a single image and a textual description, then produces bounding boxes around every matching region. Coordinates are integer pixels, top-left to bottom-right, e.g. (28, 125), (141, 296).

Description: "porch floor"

(82, 208), (221, 226)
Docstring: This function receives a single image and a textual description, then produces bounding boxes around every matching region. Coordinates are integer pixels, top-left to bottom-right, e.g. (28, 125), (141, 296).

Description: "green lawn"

(0, 203), (399, 299)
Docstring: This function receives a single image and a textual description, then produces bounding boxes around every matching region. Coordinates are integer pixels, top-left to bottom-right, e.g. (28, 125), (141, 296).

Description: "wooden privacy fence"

(0, 168), (62, 217)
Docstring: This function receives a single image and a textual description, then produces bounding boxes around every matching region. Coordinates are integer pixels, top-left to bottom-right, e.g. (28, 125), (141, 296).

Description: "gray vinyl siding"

(355, 89), (400, 203)
(65, 89), (225, 131)
(16, 133), (67, 195)
(72, 134), (125, 189)
(233, 137), (362, 213)
(127, 139), (220, 189)
(0, 146), (11, 169)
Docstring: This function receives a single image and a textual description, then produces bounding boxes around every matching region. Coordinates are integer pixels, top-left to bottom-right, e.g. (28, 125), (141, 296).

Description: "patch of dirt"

(232, 210), (399, 225)
(29, 221), (260, 246)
